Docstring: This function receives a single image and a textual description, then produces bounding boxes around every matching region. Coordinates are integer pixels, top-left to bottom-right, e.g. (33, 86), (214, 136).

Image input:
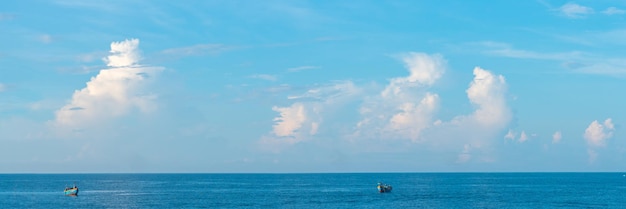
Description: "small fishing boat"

(377, 182), (392, 193)
(64, 185), (79, 196)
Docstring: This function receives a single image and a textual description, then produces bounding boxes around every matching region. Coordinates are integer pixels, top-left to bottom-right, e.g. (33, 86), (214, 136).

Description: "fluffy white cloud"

(584, 118), (614, 147)
(272, 103), (306, 137)
(386, 93), (439, 141)
(104, 39), (141, 67)
(52, 39), (163, 131)
(354, 57), (510, 163)
(459, 67), (511, 127)
(552, 131), (562, 143)
(438, 67), (511, 162)
(400, 52), (445, 86)
(584, 118), (615, 163)
(603, 7), (625, 15)
(381, 53), (445, 97)
(356, 53), (446, 141)
(265, 53), (512, 164)
(265, 81), (361, 146)
(558, 3), (594, 18)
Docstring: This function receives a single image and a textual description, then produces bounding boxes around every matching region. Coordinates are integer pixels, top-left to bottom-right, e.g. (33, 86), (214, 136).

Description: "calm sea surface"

(1, 173), (625, 208)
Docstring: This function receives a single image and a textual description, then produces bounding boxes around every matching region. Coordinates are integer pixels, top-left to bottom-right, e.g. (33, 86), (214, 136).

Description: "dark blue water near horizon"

(1, 173), (625, 208)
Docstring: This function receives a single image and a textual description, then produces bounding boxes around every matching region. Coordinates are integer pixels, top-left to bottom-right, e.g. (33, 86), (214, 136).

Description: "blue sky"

(1, 0), (625, 173)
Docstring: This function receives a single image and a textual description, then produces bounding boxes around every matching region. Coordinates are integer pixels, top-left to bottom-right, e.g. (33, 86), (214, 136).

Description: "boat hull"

(377, 185), (392, 193)
(64, 188), (79, 196)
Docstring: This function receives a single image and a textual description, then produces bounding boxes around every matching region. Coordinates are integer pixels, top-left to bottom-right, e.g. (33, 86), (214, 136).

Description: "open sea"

(1, 173), (625, 208)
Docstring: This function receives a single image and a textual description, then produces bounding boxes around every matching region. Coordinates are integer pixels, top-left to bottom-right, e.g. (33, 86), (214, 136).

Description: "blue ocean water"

(1, 173), (625, 208)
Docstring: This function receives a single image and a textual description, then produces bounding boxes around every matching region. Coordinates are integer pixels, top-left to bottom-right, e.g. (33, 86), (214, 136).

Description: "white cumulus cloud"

(381, 53), (445, 97)
(104, 39), (141, 67)
(558, 3), (594, 18)
(52, 39), (163, 131)
(584, 118), (615, 163)
(272, 103), (307, 137)
(263, 53), (512, 164)
(264, 81), (361, 147)
(440, 67), (511, 162)
(356, 53), (446, 141)
(400, 52), (445, 86)
(354, 57), (510, 163)
(386, 93), (439, 141)
(462, 67), (511, 127)
(584, 118), (614, 147)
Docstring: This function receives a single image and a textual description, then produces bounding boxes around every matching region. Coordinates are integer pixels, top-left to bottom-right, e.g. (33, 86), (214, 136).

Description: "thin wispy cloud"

(557, 3), (594, 18)
(571, 59), (626, 76)
(161, 44), (234, 57)
(287, 66), (319, 72)
(250, 74), (278, 81)
(0, 83), (6, 92)
(478, 42), (584, 60)
(76, 51), (106, 63)
(264, 84), (292, 93)
(602, 7), (625, 15)
(477, 41), (626, 76)
(268, 2), (334, 26)
(53, 0), (119, 12)
(0, 13), (15, 21)
(39, 34), (53, 44)
(594, 29), (626, 45)
(315, 37), (344, 42)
